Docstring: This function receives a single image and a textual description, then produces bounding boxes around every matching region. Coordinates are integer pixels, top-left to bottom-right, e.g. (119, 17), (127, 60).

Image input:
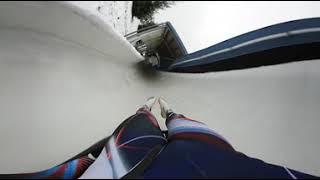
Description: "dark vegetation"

(132, 1), (175, 30)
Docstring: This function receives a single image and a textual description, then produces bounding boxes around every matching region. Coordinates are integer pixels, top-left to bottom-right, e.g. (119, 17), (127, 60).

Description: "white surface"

(0, 1), (319, 177)
(69, 1), (140, 35)
(0, 1), (142, 61)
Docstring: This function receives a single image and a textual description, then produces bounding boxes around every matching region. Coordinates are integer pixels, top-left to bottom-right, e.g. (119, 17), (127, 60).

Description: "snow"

(69, 1), (140, 35)
(0, 1), (319, 177)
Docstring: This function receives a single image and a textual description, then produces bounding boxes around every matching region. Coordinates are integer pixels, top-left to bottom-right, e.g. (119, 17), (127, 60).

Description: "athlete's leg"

(142, 98), (317, 178)
(80, 97), (167, 179)
(0, 97), (166, 179)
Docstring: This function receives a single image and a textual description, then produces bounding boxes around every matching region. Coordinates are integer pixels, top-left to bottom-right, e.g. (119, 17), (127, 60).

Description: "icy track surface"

(0, 1), (319, 176)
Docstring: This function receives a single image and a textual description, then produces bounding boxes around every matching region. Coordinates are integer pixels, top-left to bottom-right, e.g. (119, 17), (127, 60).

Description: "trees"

(132, 1), (174, 30)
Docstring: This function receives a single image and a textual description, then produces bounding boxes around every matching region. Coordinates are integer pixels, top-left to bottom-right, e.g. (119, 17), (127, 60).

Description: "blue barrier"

(169, 18), (320, 72)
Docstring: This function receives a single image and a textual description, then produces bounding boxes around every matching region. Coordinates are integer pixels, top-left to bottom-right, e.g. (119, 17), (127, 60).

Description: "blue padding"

(170, 18), (320, 70)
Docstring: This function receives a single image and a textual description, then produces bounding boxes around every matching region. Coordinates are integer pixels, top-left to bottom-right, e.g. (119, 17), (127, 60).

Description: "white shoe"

(143, 96), (157, 111)
(158, 97), (173, 118)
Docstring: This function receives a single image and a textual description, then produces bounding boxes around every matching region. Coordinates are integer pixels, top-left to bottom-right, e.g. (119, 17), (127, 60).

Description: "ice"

(0, 1), (319, 176)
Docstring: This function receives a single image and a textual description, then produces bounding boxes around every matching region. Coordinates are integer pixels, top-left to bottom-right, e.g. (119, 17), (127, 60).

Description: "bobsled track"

(0, 1), (319, 176)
